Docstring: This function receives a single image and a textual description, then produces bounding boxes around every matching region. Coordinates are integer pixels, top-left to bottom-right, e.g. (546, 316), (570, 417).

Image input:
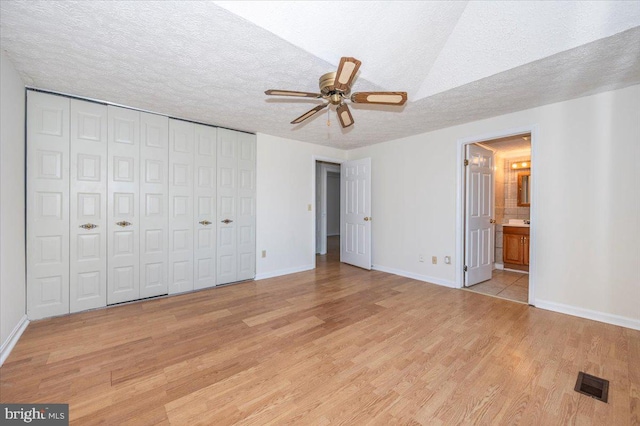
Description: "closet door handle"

(199, 220), (212, 226)
(221, 219), (233, 224)
(79, 223), (98, 230)
(116, 221), (132, 227)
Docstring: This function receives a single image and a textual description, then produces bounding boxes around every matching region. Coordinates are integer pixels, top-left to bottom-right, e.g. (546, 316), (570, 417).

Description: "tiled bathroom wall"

(494, 155), (530, 265)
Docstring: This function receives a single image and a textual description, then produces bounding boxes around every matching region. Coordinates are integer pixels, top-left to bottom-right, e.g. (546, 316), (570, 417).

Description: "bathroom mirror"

(517, 172), (531, 206)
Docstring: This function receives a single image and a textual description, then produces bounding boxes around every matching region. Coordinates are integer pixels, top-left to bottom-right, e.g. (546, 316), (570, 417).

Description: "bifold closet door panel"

(216, 129), (256, 285)
(107, 106), (140, 304)
(236, 132), (256, 281)
(70, 99), (108, 313)
(168, 119), (194, 294)
(193, 124), (217, 290)
(139, 113), (169, 298)
(26, 92), (71, 320)
(216, 129), (238, 285)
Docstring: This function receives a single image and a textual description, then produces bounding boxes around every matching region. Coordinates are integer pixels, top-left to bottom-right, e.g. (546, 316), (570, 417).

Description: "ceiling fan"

(265, 57), (407, 128)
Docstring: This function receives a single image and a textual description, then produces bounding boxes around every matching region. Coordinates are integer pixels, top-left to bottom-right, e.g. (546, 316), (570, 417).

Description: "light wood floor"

(2, 238), (638, 425)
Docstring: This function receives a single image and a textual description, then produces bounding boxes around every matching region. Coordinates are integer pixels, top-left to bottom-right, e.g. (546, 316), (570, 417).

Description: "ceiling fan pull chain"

(327, 105), (331, 127)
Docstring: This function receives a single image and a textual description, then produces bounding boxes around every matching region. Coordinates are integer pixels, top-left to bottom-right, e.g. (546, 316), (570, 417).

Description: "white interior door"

(235, 132), (256, 282)
(107, 106), (140, 304)
(216, 129), (256, 285)
(465, 144), (494, 286)
(168, 119), (194, 294)
(26, 92), (71, 320)
(139, 112), (169, 298)
(340, 158), (372, 270)
(193, 124), (217, 290)
(216, 129), (238, 285)
(70, 99), (107, 312)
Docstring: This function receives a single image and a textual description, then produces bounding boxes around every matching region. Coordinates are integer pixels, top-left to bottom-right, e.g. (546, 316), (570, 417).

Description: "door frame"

(312, 155), (344, 269)
(316, 161), (341, 255)
(455, 125), (538, 305)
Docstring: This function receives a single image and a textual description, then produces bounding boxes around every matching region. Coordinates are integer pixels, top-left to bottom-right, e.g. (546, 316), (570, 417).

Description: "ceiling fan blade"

(291, 103), (328, 124)
(334, 57), (362, 92)
(265, 90), (322, 98)
(336, 103), (354, 128)
(351, 92), (408, 106)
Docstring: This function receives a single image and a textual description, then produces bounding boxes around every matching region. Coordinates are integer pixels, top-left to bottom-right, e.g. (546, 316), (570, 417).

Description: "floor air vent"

(574, 372), (609, 403)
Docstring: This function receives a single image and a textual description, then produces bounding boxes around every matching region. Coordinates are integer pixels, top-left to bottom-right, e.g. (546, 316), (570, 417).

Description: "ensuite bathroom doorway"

(463, 133), (532, 304)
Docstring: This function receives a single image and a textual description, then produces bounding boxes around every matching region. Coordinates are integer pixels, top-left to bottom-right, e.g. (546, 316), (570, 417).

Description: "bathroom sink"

(506, 219), (530, 227)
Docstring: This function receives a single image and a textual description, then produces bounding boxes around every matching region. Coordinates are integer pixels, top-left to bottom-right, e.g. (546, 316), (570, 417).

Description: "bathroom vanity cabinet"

(503, 226), (530, 271)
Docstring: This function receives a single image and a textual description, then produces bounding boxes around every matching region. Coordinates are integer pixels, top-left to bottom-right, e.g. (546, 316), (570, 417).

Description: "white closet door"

(139, 112), (169, 298)
(168, 119), (194, 294)
(26, 92), (70, 320)
(216, 129), (238, 285)
(193, 124), (217, 290)
(70, 99), (107, 313)
(236, 132), (256, 281)
(107, 106), (140, 304)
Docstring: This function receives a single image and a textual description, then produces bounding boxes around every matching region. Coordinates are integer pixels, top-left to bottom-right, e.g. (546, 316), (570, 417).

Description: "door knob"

(221, 219), (233, 224)
(79, 223), (98, 230)
(364, 217), (371, 221)
(199, 220), (212, 226)
(116, 221), (132, 227)
(490, 219), (496, 224)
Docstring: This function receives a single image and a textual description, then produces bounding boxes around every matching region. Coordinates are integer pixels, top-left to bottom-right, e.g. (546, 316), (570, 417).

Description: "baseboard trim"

(0, 315), (29, 367)
(372, 265), (457, 288)
(255, 264), (315, 281)
(535, 299), (640, 331)
(493, 263), (504, 270)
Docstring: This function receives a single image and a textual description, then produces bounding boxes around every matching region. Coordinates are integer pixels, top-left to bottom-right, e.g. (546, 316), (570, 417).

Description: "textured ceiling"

(478, 134), (531, 156)
(1, 1), (639, 149)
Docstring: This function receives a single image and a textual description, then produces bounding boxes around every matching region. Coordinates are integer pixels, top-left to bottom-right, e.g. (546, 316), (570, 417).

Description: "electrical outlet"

(444, 256), (451, 264)
(261, 250), (266, 258)
(432, 256), (437, 264)
(419, 254), (424, 262)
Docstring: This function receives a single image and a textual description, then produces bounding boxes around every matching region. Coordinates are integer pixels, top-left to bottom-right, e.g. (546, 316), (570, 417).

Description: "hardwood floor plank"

(1, 238), (638, 424)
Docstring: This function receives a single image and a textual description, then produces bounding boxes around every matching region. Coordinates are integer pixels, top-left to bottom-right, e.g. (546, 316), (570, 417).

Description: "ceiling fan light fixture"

(265, 57), (406, 128)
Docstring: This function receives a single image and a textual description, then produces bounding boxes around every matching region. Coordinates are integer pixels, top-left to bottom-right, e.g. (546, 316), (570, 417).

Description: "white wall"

(0, 51), (27, 364)
(348, 84), (640, 329)
(256, 133), (346, 279)
(347, 124), (459, 287)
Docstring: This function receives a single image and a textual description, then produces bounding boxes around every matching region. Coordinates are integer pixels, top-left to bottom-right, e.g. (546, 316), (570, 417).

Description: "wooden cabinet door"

(523, 236), (530, 266)
(503, 233), (523, 265)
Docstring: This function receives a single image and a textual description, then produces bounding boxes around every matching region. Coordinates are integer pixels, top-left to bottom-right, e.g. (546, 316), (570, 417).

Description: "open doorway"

(461, 132), (533, 304)
(315, 161), (341, 258)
